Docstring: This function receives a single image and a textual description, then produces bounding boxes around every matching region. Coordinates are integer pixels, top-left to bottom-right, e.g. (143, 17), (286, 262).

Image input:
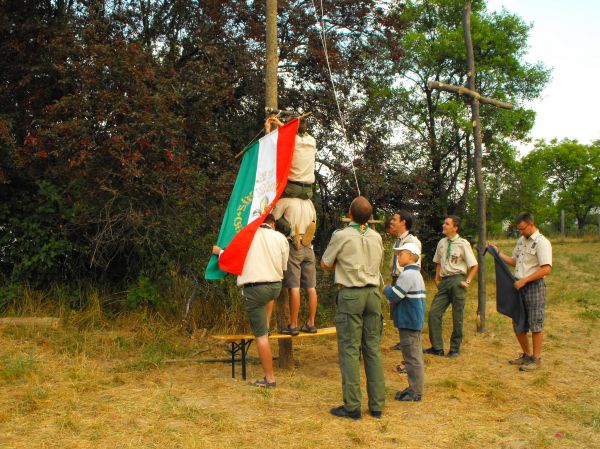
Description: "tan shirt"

(288, 134), (316, 184)
(271, 197), (316, 237)
(236, 226), (290, 286)
(391, 231), (422, 276)
(433, 234), (478, 277)
(322, 224), (383, 287)
(512, 230), (552, 279)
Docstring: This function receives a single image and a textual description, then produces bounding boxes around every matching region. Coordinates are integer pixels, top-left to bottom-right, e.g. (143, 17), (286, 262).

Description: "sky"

(486, 0), (600, 152)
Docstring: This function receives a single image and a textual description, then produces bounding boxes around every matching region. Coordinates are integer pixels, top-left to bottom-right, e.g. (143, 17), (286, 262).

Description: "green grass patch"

(0, 352), (38, 384)
(577, 308), (600, 321)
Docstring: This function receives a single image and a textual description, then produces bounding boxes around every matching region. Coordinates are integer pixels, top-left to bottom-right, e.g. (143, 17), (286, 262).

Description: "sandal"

(300, 324), (318, 334)
(251, 377), (276, 388)
(392, 362), (407, 374)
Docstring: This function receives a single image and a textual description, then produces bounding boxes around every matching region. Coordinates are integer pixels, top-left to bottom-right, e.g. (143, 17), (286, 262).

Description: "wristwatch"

(465, 279), (471, 285)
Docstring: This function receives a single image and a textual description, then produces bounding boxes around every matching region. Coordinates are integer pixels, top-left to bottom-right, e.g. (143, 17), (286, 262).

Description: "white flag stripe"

(247, 130), (279, 225)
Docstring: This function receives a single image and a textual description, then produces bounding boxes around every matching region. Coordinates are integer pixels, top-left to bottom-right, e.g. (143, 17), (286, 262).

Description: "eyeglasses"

(516, 223), (531, 232)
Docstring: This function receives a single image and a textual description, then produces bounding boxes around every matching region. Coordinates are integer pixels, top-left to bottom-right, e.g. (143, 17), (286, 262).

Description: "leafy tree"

(367, 0), (550, 265)
(526, 139), (600, 234)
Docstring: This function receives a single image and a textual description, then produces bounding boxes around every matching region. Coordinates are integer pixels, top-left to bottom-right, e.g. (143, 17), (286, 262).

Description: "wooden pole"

(561, 209), (565, 237)
(266, 0), (293, 369)
(265, 0), (278, 110)
(427, 82), (513, 109)
(464, 2), (486, 333)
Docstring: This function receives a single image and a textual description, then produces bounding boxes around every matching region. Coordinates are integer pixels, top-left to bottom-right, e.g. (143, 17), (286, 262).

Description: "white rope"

(310, 0), (362, 197)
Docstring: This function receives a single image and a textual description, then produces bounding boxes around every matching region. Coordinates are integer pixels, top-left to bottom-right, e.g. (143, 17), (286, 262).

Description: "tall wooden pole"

(463, 2), (486, 333)
(266, 0), (293, 369)
(265, 0), (278, 110)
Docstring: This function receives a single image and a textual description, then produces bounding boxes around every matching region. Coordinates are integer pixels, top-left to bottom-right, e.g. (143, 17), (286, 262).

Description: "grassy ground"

(1, 241), (599, 449)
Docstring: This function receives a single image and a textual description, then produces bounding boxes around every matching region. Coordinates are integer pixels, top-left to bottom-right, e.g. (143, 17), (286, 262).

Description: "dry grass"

(1, 241), (599, 448)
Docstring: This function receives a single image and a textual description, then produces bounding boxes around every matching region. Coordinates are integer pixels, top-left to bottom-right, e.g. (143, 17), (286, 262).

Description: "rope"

(309, 0), (361, 196)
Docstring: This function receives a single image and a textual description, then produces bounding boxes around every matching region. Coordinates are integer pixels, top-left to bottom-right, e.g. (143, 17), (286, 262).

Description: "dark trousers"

(428, 274), (466, 352)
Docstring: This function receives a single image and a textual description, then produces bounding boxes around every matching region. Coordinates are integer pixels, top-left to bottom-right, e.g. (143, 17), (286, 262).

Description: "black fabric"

(485, 245), (527, 333)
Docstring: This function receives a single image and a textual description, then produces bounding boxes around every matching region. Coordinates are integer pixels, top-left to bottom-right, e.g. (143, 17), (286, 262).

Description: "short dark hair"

(515, 212), (534, 224)
(447, 215), (461, 231)
(350, 196), (372, 225)
(396, 210), (413, 231)
(264, 213), (275, 224)
(385, 216), (393, 231)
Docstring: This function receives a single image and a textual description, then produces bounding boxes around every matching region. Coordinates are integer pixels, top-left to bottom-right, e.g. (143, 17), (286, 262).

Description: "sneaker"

(302, 221), (316, 247)
(390, 342), (402, 350)
(423, 347), (444, 356)
(447, 350), (460, 358)
(369, 410), (382, 419)
(519, 357), (542, 371)
(280, 325), (300, 336)
(300, 323), (317, 334)
(509, 353), (532, 365)
(330, 405), (361, 420)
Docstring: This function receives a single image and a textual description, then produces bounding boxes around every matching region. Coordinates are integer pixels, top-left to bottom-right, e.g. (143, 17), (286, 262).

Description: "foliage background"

(0, 0), (597, 321)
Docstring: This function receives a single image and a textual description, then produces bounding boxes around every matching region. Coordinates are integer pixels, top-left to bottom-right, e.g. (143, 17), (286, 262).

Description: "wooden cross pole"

(428, 2), (513, 333)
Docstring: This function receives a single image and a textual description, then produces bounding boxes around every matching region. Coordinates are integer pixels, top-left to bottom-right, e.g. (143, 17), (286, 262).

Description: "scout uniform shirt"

(236, 226), (290, 286)
(433, 234), (477, 277)
(271, 197), (316, 237)
(512, 230), (552, 280)
(322, 224), (383, 287)
(288, 133), (316, 184)
(391, 231), (422, 277)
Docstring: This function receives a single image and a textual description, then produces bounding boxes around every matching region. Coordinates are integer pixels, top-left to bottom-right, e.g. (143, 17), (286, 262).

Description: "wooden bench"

(212, 327), (337, 380)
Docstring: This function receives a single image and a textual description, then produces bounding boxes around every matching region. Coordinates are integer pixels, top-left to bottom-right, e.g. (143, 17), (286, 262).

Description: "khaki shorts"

(283, 242), (317, 289)
(242, 282), (282, 337)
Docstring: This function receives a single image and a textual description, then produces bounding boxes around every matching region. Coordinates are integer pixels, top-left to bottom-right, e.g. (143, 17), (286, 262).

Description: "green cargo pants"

(428, 274), (467, 353)
(335, 287), (385, 413)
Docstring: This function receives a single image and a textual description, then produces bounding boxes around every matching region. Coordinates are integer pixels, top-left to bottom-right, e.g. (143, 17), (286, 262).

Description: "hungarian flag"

(205, 118), (298, 280)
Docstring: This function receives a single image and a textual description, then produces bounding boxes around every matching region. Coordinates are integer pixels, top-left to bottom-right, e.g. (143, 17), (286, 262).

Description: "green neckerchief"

(446, 235), (458, 261)
(349, 222), (369, 235)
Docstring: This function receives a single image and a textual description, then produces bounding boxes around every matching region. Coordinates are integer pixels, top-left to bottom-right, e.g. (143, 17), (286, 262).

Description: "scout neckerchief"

(349, 222), (369, 235)
(446, 234), (458, 262)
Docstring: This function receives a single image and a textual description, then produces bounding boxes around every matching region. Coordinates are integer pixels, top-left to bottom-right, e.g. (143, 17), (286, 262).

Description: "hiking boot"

(423, 347), (444, 356)
(330, 405), (361, 420)
(280, 325), (300, 336)
(509, 353), (532, 365)
(447, 350), (460, 358)
(519, 357), (542, 371)
(302, 221), (316, 246)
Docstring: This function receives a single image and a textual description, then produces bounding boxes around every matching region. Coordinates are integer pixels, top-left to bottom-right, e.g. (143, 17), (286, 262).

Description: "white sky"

(486, 0), (600, 152)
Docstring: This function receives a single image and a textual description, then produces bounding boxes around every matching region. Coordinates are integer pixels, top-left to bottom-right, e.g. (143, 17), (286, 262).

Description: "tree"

(526, 139), (600, 235)
(368, 0), (550, 267)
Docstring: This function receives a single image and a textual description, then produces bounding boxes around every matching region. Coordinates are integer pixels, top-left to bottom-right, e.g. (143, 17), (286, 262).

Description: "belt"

(243, 281), (279, 288)
(287, 179), (313, 188)
(338, 284), (377, 289)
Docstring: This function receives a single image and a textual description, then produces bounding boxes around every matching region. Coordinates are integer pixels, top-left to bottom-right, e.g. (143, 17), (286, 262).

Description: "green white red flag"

(205, 119), (298, 280)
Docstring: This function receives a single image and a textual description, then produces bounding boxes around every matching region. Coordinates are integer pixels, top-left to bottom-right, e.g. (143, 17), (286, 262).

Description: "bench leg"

(228, 339), (254, 380)
(241, 339), (252, 380)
